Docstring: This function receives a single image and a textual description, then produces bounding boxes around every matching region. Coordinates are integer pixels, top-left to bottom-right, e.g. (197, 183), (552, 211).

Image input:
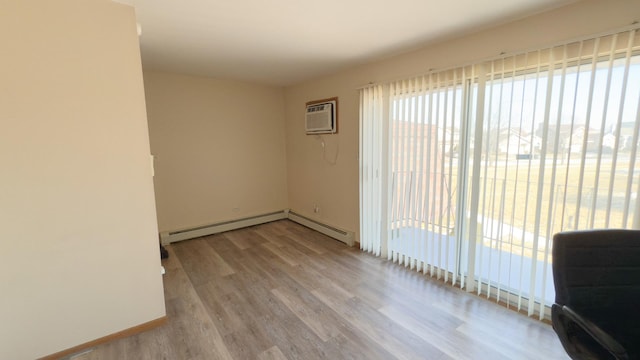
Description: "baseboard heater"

(287, 211), (355, 246)
(160, 211), (288, 244)
(159, 209), (355, 247)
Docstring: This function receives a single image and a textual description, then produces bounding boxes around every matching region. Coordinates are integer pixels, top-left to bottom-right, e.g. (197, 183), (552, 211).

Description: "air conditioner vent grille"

(305, 100), (336, 134)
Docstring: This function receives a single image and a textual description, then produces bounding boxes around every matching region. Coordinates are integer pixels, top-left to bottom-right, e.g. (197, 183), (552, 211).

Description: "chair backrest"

(552, 229), (640, 355)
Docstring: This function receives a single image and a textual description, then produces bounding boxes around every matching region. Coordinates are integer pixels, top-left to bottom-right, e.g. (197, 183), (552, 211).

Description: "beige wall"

(284, 0), (640, 243)
(0, 1), (165, 359)
(143, 72), (288, 232)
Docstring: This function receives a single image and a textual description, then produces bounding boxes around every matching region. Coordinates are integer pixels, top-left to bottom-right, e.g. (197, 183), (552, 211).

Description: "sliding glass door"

(360, 29), (640, 319)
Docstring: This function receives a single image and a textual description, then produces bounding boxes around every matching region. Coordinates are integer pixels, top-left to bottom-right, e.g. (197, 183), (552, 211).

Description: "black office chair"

(551, 229), (640, 360)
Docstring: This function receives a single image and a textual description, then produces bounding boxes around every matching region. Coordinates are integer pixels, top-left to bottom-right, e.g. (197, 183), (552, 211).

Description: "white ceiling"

(118, 0), (577, 86)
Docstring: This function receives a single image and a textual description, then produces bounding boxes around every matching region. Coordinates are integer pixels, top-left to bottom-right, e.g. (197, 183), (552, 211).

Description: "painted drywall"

(0, 1), (165, 359)
(284, 0), (640, 243)
(143, 72), (288, 233)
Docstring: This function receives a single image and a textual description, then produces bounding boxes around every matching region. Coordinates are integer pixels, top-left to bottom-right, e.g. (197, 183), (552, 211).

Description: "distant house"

(497, 128), (541, 157)
(605, 121), (638, 151)
(569, 123), (635, 153)
(568, 126), (601, 153)
(535, 124), (604, 154)
(603, 133), (617, 151)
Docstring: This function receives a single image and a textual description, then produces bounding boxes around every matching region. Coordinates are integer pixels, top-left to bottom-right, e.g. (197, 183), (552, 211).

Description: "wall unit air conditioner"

(305, 99), (337, 134)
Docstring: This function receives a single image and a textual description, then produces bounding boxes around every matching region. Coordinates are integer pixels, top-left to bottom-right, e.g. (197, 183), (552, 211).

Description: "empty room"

(2, 0), (639, 359)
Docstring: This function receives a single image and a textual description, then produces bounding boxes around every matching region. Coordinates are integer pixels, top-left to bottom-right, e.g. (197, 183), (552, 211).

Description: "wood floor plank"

(255, 313), (334, 360)
(239, 248), (292, 290)
(203, 233), (241, 254)
(378, 304), (509, 360)
(252, 226), (292, 248)
(261, 241), (301, 266)
(257, 346), (288, 360)
(280, 231), (329, 255)
(312, 291), (448, 360)
(159, 297), (233, 360)
(251, 228), (330, 279)
(271, 285), (342, 342)
(172, 238), (235, 286)
(455, 322), (566, 360)
(254, 237), (334, 291)
(222, 324), (272, 359)
(284, 263), (334, 292)
(310, 281), (355, 306)
(312, 253), (364, 289)
(203, 234), (250, 274)
(194, 286), (249, 336)
(223, 227), (268, 250)
(324, 332), (396, 360)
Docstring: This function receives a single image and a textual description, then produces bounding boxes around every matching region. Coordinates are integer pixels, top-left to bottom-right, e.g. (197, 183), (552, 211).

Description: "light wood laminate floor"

(75, 220), (569, 360)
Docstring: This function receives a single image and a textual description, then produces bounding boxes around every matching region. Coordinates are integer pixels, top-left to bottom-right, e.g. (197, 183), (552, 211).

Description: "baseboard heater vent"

(287, 211), (355, 246)
(160, 211), (288, 245)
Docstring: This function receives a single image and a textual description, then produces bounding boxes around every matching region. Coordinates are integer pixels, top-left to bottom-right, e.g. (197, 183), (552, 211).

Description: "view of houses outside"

(388, 53), (639, 304)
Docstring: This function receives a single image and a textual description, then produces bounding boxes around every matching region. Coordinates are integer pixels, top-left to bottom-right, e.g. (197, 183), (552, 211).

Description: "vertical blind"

(360, 85), (385, 257)
(360, 28), (640, 319)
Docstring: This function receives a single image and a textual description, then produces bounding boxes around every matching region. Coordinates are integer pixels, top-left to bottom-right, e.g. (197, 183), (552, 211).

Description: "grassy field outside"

(393, 153), (638, 262)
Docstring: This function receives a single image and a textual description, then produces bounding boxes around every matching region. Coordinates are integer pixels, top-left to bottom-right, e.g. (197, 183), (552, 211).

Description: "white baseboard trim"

(159, 209), (356, 247)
